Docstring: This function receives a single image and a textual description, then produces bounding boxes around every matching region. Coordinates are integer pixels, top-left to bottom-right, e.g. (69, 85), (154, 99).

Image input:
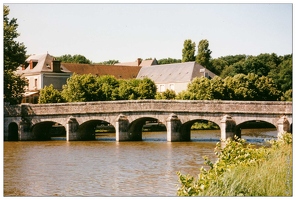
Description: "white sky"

(3, 1), (293, 63)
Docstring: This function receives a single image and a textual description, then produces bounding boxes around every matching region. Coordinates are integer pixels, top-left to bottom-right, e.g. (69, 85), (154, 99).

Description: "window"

(159, 84), (165, 92)
(34, 78), (38, 89)
(169, 84), (175, 91)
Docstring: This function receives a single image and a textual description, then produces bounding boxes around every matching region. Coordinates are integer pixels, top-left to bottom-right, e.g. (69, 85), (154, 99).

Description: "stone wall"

(4, 100), (293, 117)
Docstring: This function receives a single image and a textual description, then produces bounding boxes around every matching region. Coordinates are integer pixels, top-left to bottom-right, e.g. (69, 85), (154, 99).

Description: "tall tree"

(196, 39), (212, 68)
(182, 39), (196, 62)
(3, 5), (28, 104)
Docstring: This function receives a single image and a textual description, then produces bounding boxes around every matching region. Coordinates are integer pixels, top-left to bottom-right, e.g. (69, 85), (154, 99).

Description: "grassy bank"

(177, 132), (292, 196)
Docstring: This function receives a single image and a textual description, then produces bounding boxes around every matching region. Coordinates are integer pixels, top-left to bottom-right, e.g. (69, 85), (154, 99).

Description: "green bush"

(177, 132), (292, 196)
(39, 84), (64, 103)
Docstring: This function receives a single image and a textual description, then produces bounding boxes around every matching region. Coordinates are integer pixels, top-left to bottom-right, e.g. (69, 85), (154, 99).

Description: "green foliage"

(56, 54), (92, 64)
(191, 121), (219, 130)
(210, 76), (227, 100)
(61, 74), (156, 102)
(182, 39), (196, 62)
(269, 56), (292, 92)
(176, 90), (192, 100)
(196, 39), (212, 69)
(155, 89), (176, 100)
(217, 54), (247, 66)
(244, 56), (270, 76)
(180, 73), (281, 101)
(3, 5), (27, 71)
(280, 89), (292, 101)
(137, 78), (157, 99)
(209, 58), (228, 76)
(186, 77), (213, 100)
(177, 133), (292, 196)
(117, 79), (140, 100)
(97, 75), (120, 100)
(4, 70), (28, 105)
(38, 84), (64, 103)
(3, 5), (28, 104)
(211, 53), (292, 100)
(61, 73), (101, 102)
(219, 65), (237, 78)
(157, 57), (181, 65)
(96, 60), (119, 65)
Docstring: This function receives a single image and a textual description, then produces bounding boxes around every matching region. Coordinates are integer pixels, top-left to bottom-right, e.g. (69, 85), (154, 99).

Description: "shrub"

(177, 133), (292, 196)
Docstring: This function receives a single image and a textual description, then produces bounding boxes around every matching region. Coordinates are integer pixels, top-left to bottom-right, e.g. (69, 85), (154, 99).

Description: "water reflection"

(4, 129), (277, 197)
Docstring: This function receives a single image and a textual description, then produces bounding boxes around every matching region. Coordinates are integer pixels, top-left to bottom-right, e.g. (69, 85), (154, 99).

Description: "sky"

(3, 1), (293, 63)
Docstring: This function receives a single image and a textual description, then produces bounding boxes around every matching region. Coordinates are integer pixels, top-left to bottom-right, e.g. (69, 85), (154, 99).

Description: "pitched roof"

(140, 59), (158, 66)
(115, 58), (157, 67)
(61, 63), (141, 79)
(136, 61), (216, 83)
(16, 53), (71, 74)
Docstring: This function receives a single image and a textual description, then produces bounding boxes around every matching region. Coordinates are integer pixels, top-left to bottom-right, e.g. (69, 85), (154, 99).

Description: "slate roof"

(136, 61), (216, 83)
(61, 63), (141, 79)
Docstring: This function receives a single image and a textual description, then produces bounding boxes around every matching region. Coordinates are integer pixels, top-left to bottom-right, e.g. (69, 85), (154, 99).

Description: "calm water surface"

(4, 129), (277, 197)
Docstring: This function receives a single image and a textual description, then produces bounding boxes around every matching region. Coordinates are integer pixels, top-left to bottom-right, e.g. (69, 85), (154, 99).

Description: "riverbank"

(177, 132), (292, 196)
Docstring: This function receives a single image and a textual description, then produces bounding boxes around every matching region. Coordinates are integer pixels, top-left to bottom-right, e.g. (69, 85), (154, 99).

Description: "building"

(136, 61), (216, 94)
(16, 53), (142, 103)
(62, 63), (141, 79)
(16, 53), (216, 103)
(115, 58), (158, 66)
(16, 53), (73, 103)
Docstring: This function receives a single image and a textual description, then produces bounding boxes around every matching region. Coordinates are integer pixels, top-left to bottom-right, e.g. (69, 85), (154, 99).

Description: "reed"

(177, 132), (292, 196)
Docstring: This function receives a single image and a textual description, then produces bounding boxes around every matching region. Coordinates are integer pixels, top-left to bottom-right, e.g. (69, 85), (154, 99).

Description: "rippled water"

(3, 129), (277, 197)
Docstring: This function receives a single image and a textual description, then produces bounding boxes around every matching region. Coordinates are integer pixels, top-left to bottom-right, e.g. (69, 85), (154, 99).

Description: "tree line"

(38, 74), (157, 103)
(39, 71), (288, 103)
(56, 39), (292, 101)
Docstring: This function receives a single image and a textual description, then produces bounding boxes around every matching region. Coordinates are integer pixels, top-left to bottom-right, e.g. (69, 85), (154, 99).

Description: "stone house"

(136, 61), (216, 94)
(16, 53), (142, 103)
(16, 53), (73, 103)
(16, 53), (215, 103)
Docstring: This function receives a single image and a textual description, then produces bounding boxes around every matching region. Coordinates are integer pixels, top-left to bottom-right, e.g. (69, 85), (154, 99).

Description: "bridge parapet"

(4, 103), (22, 117)
(4, 100), (292, 117)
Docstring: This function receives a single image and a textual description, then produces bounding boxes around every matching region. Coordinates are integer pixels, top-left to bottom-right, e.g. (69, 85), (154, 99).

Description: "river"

(3, 129), (277, 197)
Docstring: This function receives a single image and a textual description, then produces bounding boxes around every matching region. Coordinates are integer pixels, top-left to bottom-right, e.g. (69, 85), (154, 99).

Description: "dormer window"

(29, 59), (38, 69)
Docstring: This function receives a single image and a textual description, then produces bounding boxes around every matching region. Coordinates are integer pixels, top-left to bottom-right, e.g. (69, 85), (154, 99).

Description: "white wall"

(156, 82), (189, 94)
(26, 74), (42, 91)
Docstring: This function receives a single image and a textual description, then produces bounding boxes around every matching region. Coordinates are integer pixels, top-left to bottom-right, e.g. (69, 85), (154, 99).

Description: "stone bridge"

(3, 100), (292, 142)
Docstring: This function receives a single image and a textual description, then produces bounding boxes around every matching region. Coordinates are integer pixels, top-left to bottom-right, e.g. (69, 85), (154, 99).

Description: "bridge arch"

(179, 119), (220, 141)
(128, 117), (167, 141)
(8, 122), (18, 141)
(76, 119), (115, 140)
(235, 120), (276, 139)
(31, 121), (66, 140)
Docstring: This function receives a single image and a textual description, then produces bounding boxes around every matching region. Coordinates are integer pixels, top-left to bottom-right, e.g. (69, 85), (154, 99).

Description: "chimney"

(21, 64), (25, 70)
(30, 60), (33, 69)
(137, 58), (141, 66)
(52, 60), (61, 72)
(29, 60), (38, 69)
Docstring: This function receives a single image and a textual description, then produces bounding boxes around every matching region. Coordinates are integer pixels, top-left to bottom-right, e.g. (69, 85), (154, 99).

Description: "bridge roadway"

(4, 100), (292, 142)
